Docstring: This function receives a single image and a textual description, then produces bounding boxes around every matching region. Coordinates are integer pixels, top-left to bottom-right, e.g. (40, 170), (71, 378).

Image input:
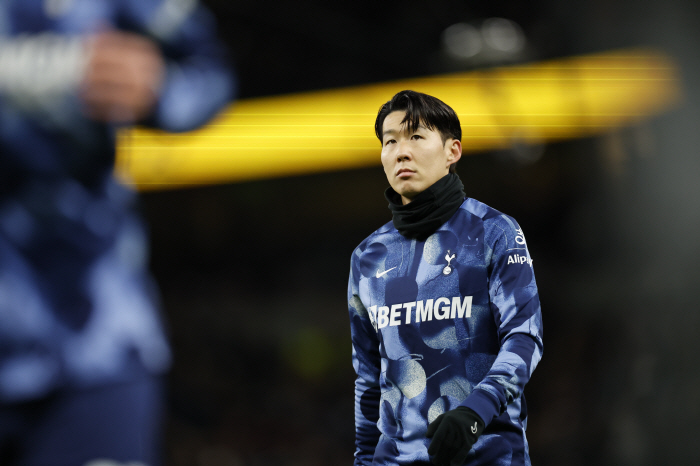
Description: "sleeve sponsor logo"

(507, 253), (533, 266)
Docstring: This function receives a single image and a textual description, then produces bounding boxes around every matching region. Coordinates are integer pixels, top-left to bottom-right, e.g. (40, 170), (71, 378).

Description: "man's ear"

(446, 139), (462, 166)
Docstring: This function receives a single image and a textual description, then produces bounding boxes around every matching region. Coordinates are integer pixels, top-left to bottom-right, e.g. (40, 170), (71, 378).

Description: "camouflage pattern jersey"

(348, 197), (544, 466)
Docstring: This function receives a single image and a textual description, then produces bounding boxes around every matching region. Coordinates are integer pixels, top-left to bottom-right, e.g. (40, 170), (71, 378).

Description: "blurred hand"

(81, 30), (165, 123)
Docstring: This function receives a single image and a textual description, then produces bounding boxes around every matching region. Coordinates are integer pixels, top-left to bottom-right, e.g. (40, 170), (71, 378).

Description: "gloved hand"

(426, 406), (484, 466)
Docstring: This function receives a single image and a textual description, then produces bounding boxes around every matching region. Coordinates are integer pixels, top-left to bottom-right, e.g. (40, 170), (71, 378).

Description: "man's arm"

(348, 247), (382, 465)
(460, 214), (544, 425)
(426, 215), (543, 465)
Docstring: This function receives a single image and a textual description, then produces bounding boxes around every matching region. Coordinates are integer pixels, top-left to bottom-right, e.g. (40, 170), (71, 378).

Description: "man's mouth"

(396, 168), (415, 178)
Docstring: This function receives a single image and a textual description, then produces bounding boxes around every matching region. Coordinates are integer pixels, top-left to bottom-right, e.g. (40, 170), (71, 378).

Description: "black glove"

(426, 406), (485, 466)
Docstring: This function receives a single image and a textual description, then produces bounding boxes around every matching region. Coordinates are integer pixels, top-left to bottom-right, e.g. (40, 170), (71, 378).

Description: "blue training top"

(0, 0), (235, 402)
(348, 198), (544, 466)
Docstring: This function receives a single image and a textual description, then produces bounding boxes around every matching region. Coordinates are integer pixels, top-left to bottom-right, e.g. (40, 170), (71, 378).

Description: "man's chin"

(396, 189), (419, 205)
(393, 182), (417, 196)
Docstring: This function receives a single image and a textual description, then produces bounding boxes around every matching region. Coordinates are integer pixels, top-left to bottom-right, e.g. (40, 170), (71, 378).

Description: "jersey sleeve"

(118, 0), (236, 132)
(348, 245), (382, 465)
(461, 214), (544, 425)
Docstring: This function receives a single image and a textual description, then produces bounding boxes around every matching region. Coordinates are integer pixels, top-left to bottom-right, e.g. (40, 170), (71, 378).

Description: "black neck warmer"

(385, 173), (466, 241)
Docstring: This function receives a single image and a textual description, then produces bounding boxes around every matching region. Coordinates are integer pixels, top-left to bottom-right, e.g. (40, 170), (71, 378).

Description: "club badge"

(442, 250), (456, 275)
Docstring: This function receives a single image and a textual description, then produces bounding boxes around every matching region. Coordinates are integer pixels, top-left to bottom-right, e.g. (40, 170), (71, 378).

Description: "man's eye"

(384, 139), (396, 146)
(411, 134), (422, 140)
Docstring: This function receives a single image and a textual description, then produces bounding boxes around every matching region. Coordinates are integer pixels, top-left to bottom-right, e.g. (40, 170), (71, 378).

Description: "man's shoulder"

(351, 220), (396, 256)
(360, 219), (396, 244)
(457, 198), (522, 237)
(459, 197), (505, 221)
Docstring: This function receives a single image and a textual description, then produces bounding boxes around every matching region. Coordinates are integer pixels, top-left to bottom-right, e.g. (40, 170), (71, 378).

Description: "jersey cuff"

(460, 388), (501, 426)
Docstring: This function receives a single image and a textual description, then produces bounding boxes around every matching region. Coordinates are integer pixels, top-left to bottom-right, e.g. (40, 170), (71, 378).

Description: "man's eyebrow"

(382, 124), (427, 137)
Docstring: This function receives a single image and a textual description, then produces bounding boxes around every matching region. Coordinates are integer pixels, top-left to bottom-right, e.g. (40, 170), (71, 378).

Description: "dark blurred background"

(139, 1), (700, 464)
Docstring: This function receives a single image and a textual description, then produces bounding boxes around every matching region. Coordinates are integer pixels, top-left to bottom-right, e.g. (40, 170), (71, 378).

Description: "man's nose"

(396, 141), (412, 162)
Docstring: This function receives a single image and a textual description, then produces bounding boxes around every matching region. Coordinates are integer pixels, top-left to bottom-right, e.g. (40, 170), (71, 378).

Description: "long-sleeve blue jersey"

(0, 0), (235, 402)
(348, 198), (543, 466)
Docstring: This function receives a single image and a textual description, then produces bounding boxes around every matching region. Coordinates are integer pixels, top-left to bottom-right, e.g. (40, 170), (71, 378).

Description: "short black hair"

(375, 90), (462, 173)
(375, 90), (462, 143)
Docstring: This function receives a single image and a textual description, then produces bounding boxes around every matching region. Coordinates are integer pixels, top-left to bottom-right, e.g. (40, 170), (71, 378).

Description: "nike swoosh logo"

(375, 267), (397, 278)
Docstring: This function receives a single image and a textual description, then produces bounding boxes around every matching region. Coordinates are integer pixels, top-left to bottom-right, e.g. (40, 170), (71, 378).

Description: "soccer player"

(0, 1), (235, 465)
(348, 90), (543, 466)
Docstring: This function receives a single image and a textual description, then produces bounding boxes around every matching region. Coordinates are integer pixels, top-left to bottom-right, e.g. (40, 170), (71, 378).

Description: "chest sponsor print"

(367, 296), (473, 332)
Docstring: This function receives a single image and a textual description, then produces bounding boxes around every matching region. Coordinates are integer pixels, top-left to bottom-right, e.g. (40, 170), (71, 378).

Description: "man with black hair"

(348, 90), (543, 466)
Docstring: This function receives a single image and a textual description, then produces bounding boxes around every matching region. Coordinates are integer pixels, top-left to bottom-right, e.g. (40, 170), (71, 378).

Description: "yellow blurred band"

(115, 48), (680, 190)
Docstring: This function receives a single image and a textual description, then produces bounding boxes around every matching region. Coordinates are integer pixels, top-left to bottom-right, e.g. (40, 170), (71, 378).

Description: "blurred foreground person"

(348, 91), (543, 466)
(0, 1), (235, 465)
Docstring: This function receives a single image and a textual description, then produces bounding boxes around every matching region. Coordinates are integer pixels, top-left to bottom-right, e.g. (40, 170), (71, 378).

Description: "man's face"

(380, 111), (461, 205)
